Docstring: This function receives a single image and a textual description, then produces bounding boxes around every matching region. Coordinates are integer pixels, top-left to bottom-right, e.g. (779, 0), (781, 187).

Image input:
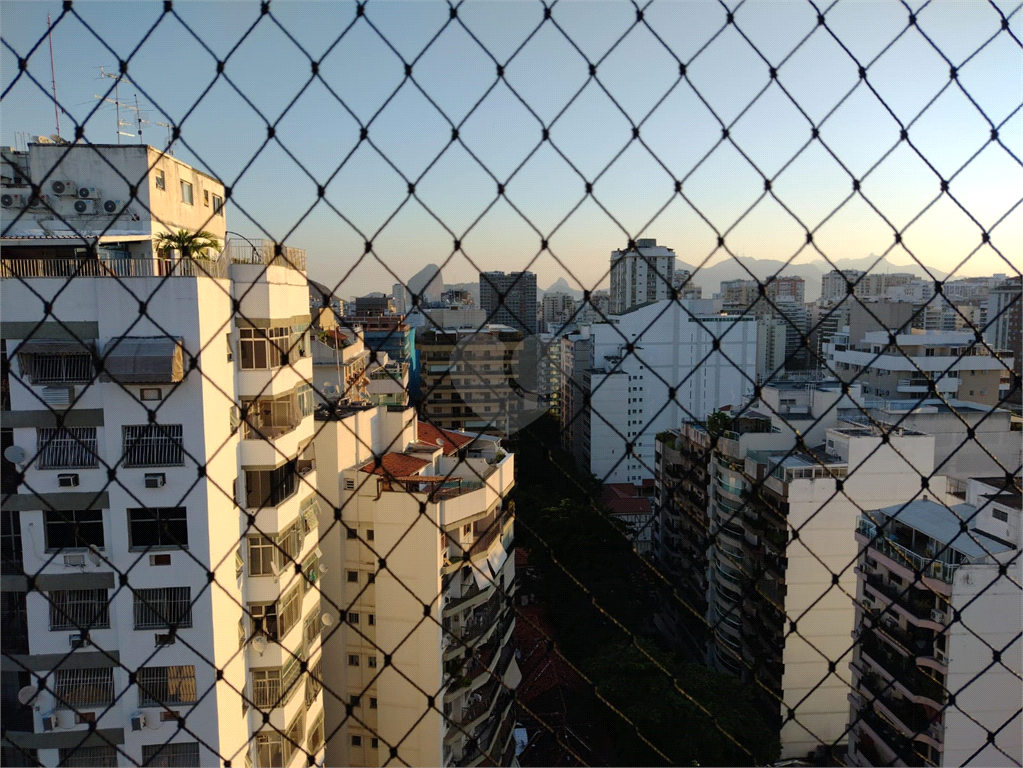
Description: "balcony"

(896, 377), (958, 394)
(860, 633), (946, 705)
(864, 573), (945, 626)
(856, 519), (959, 586)
(224, 239), (306, 272)
(1, 254), (229, 279)
(860, 673), (943, 748)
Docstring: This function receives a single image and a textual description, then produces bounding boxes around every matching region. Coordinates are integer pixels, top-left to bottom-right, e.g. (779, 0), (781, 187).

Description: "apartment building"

(986, 276), (1022, 400)
(672, 269), (702, 300)
(540, 292), (575, 333)
(417, 326), (527, 434)
(313, 407), (518, 767)
(558, 330), (591, 470)
(478, 272), (537, 335)
(846, 478), (1021, 767)
(820, 269), (865, 304)
(609, 238), (676, 315)
(824, 329), (1014, 407)
(1, 144), (323, 767)
(584, 299), (757, 485)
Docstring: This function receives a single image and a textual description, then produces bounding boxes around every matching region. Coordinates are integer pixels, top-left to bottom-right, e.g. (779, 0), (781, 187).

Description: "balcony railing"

(1, 255), (229, 279)
(224, 239), (307, 271)
(857, 519), (960, 584)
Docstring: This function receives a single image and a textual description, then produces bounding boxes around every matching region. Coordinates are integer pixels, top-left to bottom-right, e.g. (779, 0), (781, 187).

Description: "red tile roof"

(359, 452), (430, 478)
(417, 421), (475, 455)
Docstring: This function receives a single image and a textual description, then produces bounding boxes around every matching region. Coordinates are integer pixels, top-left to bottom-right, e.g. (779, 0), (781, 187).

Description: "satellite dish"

(251, 634), (268, 655)
(4, 445), (27, 465)
(17, 685), (39, 706)
(49, 134), (62, 143)
(320, 613), (336, 628)
(318, 563), (329, 574)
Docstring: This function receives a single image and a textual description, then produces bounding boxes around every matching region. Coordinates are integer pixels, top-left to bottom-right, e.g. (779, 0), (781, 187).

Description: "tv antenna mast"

(92, 90), (175, 154)
(98, 67), (136, 143)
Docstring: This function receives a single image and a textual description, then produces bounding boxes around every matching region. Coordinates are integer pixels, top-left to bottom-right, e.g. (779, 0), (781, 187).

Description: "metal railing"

(122, 424), (185, 468)
(1, 256), (230, 279)
(36, 427), (98, 469)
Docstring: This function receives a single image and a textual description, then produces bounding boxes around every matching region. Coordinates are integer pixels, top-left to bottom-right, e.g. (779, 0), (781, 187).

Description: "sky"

(2, 0), (1021, 297)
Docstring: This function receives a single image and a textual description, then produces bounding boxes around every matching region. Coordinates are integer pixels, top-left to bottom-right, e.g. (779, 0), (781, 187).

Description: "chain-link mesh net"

(2, 1), (1021, 767)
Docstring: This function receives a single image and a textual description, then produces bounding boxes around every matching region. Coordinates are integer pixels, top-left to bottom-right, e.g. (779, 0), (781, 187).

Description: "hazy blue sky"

(2, 0), (1020, 296)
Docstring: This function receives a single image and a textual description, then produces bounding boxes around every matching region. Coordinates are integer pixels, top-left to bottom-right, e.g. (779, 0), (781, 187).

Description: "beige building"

(314, 408), (518, 767)
(824, 329), (1014, 407)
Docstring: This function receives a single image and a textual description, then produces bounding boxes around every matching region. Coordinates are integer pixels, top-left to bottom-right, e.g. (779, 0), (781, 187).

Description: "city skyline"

(2, 0), (1020, 296)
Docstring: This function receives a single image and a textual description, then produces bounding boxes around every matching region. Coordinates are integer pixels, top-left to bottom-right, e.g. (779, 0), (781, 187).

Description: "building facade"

(1, 144), (323, 767)
(609, 238), (676, 315)
(478, 272), (537, 335)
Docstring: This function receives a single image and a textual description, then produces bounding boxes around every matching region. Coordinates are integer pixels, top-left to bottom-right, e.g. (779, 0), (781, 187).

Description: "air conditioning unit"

(63, 553), (86, 567)
(77, 186), (98, 199)
(27, 194), (49, 208)
(144, 473), (166, 489)
(51, 180), (77, 196)
(935, 648), (947, 664)
(58, 473), (80, 488)
(1, 193), (25, 208)
(102, 199), (120, 214)
(41, 386), (73, 409)
(41, 711), (58, 731)
(69, 632), (90, 649)
(131, 713), (147, 731)
(930, 608), (945, 623)
(72, 199), (97, 215)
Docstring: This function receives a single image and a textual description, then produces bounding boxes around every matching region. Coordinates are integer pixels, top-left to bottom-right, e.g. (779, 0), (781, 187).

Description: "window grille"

(58, 746), (117, 767)
(52, 668), (114, 709)
(137, 665), (197, 708)
(307, 712), (324, 754)
(254, 732), (283, 768)
(303, 610), (320, 647)
(277, 586), (302, 640)
(48, 589), (110, 631)
(133, 587), (192, 630)
(36, 427), (98, 469)
(122, 424), (184, 467)
(284, 711), (305, 766)
(304, 658), (322, 710)
(18, 353), (93, 384)
(140, 742), (201, 767)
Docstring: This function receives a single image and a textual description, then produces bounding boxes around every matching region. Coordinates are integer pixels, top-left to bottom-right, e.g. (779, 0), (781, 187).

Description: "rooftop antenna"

(99, 67), (135, 143)
(47, 14), (61, 138)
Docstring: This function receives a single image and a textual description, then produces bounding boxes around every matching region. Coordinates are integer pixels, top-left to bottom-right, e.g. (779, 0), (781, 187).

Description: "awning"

(100, 336), (184, 383)
(14, 338), (94, 356)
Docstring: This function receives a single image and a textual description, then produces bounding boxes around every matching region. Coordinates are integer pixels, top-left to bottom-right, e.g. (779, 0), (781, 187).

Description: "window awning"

(100, 336), (185, 383)
(14, 338), (94, 356)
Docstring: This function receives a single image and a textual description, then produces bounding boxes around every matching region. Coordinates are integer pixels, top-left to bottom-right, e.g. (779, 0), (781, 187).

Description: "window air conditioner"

(63, 554), (86, 567)
(930, 608), (945, 623)
(69, 633), (90, 649)
(131, 713), (147, 731)
(145, 473), (166, 488)
(41, 386), (73, 409)
(41, 712), (57, 731)
(57, 473), (80, 488)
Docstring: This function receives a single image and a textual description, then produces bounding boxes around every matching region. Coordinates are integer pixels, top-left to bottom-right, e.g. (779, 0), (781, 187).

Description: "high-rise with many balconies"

(1, 142), (324, 768)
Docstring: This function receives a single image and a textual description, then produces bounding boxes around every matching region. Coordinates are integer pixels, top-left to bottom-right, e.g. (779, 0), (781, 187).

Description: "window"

(369, 697), (377, 709)
(213, 194), (224, 216)
(140, 388), (162, 401)
(347, 570), (359, 583)
(307, 712), (324, 753)
(53, 668), (114, 709)
(245, 462), (298, 508)
(128, 507), (188, 549)
(18, 351), (94, 384)
(49, 589), (109, 630)
(993, 508), (1009, 522)
(350, 695), (361, 707)
(44, 509), (104, 551)
(367, 656), (377, 668)
(133, 587), (192, 629)
(137, 665), (197, 708)
(284, 712), (305, 765)
(141, 742), (200, 767)
(37, 427), (98, 469)
(239, 327), (291, 370)
(347, 612), (359, 624)
(351, 736), (362, 747)
(122, 424), (184, 467)
(347, 527), (357, 540)
(368, 614), (375, 626)
(278, 586), (303, 640)
(59, 746), (117, 767)
(304, 658), (322, 708)
(371, 738), (379, 749)
(255, 732), (284, 768)
(1, 510), (22, 574)
(203, 189), (210, 206)
(180, 180), (193, 205)
(348, 655), (360, 666)
(250, 603), (278, 641)
(367, 529), (374, 541)
(155, 169), (166, 190)
(304, 610), (320, 646)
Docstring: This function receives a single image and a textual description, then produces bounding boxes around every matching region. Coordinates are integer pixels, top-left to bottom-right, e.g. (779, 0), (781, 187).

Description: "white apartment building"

(313, 409), (519, 767)
(699, 382), (942, 760)
(757, 315), (788, 383)
(824, 329), (1014, 408)
(1, 143), (323, 767)
(585, 299), (756, 485)
(540, 292), (575, 333)
(847, 478), (1021, 768)
(608, 238), (676, 315)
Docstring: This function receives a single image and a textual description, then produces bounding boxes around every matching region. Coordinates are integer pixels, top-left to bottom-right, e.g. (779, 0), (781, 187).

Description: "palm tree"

(154, 229), (222, 261)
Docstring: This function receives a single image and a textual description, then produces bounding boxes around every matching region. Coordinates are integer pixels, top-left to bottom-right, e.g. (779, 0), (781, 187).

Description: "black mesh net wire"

(1, 1), (1021, 767)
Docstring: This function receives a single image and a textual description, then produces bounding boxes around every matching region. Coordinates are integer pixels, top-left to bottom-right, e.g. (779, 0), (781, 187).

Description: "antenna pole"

(135, 93), (143, 144)
(47, 14), (60, 137)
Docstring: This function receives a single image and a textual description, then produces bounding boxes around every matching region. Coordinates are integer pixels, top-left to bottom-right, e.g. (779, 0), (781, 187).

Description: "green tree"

(706, 409), (731, 438)
(154, 229), (222, 261)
